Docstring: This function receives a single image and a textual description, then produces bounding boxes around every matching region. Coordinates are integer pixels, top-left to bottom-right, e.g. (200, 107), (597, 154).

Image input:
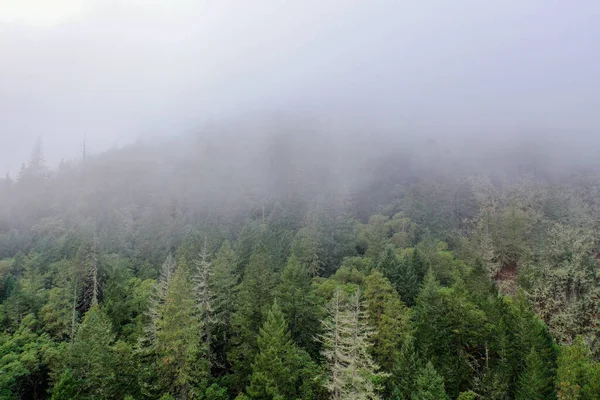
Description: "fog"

(1, 0), (600, 174)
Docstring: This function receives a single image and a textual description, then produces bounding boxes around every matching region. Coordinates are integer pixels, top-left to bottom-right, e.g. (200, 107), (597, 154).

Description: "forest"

(1, 126), (600, 400)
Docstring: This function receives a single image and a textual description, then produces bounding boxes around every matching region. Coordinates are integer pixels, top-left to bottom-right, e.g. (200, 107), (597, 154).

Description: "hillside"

(1, 127), (600, 399)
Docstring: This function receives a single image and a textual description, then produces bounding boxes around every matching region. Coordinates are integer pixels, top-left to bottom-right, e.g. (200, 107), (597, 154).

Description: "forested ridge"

(1, 128), (600, 400)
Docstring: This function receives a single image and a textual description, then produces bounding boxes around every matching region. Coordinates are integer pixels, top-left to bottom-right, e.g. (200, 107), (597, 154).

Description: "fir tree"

(515, 348), (554, 400)
(229, 244), (277, 388)
(211, 240), (239, 367)
(156, 262), (208, 399)
(246, 302), (319, 400)
(321, 287), (383, 400)
(411, 362), (449, 400)
(69, 306), (117, 398)
(51, 369), (80, 400)
(193, 237), (216, 362)
(276, 254), (321, 356)
(391, 337), (423, 400)
(364, 270), (412, 372)
(142, 252), (175, 347)
(394, 255), (419, 306)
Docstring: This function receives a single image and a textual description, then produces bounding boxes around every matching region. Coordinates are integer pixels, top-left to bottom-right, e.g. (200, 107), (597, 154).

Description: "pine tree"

(69, 306), (117, 398)
(276, 254), (320, 356)
(411, 249), (427, 283)
(378, 246), (399, 280)
(246, 302), (319, 400)
(556, 336), (599, 400)
(211, 240), (239, 367)
(291, 211), (322, 277)
(391, 338), (423, 400)
(193, 237), (216, 363)
(51, 369), (80, 400)
(515, 348), (554, 400)
(413, 270), (444, 360)
(411, 362), (449, 400)
(229, 244), (277, 387)
(395, 255), (419, 306)
(364, 270), (411, 373)
(156, 262), (208, 399)
(321, 287), (383, 400)
(142, 252), (175, 347)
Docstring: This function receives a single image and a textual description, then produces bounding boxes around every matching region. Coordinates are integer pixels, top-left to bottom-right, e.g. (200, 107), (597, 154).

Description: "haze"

(1, 0), (599, 174)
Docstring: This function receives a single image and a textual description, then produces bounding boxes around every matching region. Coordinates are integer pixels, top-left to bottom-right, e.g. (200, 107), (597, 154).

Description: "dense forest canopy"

(1, 122), (600, 399)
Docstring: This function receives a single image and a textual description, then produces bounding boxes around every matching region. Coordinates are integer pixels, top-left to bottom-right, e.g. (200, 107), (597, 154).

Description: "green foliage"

(556, 336), (600, 400)
(0, 314), (54, 399)
(69, 305), (119, 398)
(515, 348), (555, 400)
(276, 255), (321, 356)
(411, 361), (449, 400)
(50, 369), (80, 400)
(457, 390), (477, 400)
(414, 270), (490, 397)
(246, 302), (320, 400)
(211, 240), (240, 369)
(2, 145), (600, 400)
(155, 261), (208, 399)
(364, 270), (412, 372)
(390, 337), (423, 400)
(229, 244), (277, 388)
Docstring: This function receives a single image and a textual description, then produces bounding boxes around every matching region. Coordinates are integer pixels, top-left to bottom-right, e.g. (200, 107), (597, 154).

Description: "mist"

(2, 0), (599, 174)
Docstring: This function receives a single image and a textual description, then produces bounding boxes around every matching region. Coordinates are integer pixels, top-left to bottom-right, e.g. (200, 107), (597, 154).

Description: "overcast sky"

(1, 0), (599, 174)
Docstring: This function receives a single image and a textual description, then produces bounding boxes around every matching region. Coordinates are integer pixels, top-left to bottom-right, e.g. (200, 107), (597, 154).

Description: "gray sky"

(1, 0), (599, 174)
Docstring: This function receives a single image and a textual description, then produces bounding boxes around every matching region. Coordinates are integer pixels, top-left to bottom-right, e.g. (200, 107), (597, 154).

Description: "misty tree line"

(1, 134), (600, 399)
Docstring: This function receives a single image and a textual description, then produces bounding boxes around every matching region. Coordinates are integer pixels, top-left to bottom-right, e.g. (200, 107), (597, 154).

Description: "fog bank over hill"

(1, 0), (599, 173)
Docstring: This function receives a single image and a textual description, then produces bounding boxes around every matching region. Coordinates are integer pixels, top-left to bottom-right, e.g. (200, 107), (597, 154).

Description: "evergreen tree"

(276, 254), (321, 356)
(291, 214), (322, 277)
(515, 348), (554, 400)
(246, 302), (320, 400)
(391, 338), (423, 400)
(377, 246), (399, 280)
(193, 237), (216, 363)
(411, 362), (449, 400)
(364, 270), (412, 372)
(142, 252), (175, 347)
(211, 240), (239, 368)
(556, 336), (600, 400)
(69, 305), (117, 398)
(155, 262), (208, 399)
(395, 255), (419, 306)
(229, 244), (277, 388)
(51, 369), (80, 400)
(321, 287), (383, 400)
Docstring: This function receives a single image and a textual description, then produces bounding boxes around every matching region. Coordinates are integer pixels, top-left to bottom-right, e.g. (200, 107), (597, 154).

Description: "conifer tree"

(69, 305), (117, 398)
(229, 243), (277, 387)
(194, 237), (216, 362)
(364, 270), (411, 372)
(321, 287), (383, 400)
(246, 302), (319, 400)
(556, 336), (600, 400)
(156, 262), (208, 399)
(276, 254), (320, 355)
(395, 255), (419, 306)
(414, 270), (444, 359)
(411, 362), (449, 400)
(51, 369), (80, 400)
(211, 240), (239, 366)
(142, 252), (175, 347)
(391, 337), (423, 400)
(515, 348), (554, 400)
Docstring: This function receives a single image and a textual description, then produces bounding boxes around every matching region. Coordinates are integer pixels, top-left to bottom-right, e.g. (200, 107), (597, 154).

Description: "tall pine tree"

(246, 302), (320, 400)
(276, 254), (321, 356)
